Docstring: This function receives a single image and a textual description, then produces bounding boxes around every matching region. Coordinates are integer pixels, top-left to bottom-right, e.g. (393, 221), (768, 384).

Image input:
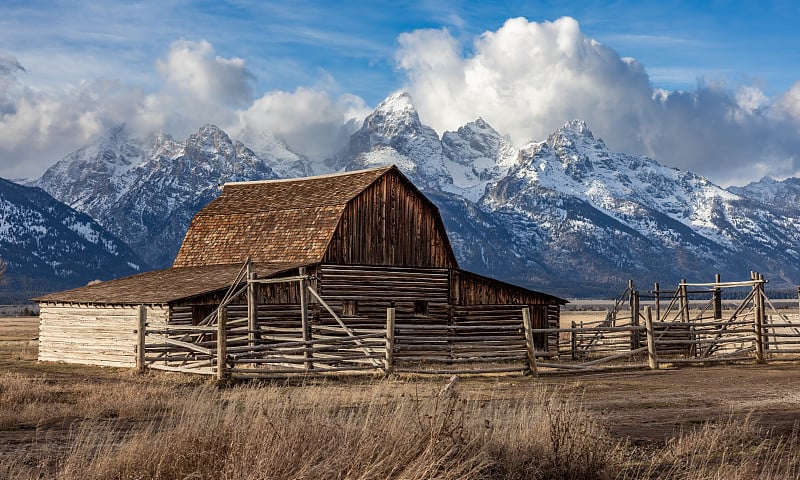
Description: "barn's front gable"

(322, 167), (456, 268)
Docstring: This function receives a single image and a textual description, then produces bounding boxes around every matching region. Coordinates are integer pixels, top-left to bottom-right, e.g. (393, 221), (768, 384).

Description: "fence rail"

(134, 268), (800, 378)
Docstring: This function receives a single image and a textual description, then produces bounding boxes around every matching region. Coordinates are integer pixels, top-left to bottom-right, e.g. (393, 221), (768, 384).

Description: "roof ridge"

(224, 165), (395, 187)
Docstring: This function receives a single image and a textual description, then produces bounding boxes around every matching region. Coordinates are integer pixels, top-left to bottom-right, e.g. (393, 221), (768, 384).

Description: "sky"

(1, 1), (799, 186)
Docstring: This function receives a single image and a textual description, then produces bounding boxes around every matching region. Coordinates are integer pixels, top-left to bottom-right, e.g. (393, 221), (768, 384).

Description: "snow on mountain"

(34, 124), (279, 268)
(729, 177), (800, 215)
(236, 128), (316, 178)
(0, 177), (145, 302)
(440, 118), (518, 201)
(334, 93), (800, 293)
(26, 91), (800, 296)
(334, 91), (453, 190)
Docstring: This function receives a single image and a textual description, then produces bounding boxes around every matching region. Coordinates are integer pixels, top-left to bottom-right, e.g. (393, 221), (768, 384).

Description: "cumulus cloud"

(236, 88), (369, 160)
(0, 54), (144, 177)
(0, 41), (367, 178)
(156, 39), (255, 108)
(396, 16), (800, 185)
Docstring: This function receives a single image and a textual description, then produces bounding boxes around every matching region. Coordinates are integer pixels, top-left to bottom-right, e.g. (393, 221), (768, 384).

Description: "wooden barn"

(36, 166), (565, 376)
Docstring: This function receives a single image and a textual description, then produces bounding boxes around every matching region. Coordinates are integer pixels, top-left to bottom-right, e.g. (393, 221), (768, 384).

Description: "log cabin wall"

(323, 172), (456, 268)
(316, 264), (450, 328)
(450, 269), (562, 352)
(39, 303), (169, 367)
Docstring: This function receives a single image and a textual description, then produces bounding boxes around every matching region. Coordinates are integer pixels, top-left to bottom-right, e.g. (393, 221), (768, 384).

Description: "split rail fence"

(134, 267), (800, 378)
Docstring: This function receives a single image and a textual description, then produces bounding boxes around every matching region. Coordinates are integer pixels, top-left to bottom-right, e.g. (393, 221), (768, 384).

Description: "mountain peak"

(556, 119), (593, 138)
(374, 91), (415, 115)
(196, 123), (229, 138)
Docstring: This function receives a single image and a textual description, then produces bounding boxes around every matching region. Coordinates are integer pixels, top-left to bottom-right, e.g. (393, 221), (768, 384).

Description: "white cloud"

(237, 87), (369, 160)
(0, 41), (368, 178)
(396, 16), (800, 186)
(156, 39), (255, 108)
(778, 81), (800, 121)
(0, 61), (141, 177)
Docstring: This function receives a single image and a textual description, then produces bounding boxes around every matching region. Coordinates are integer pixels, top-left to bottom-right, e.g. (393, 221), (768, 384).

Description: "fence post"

(631, 288), (641, 350)
(713, 273), (722, 320)
(299, 267), (313, 371)
(247, 267), (259, 348)
(570, 320), (577, 360)
(217, 307), (228, 381)
(679, 279), (693, 356)
(385, 307), (395, 375)
(797, 285), (800, 317)
(653, 282), (661, 323)
(522, 307), (538, 377)
(644, 306), (658, 369)
(136, 305), (146, 374)
(754, 272), (766, 363)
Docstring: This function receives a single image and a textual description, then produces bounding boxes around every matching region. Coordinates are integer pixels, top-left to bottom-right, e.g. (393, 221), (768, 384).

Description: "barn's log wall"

(452, 269), (559, 306)
(323, 174), (455, 268)
(316, 263), (450, 326)
(39, 303), (168, 367)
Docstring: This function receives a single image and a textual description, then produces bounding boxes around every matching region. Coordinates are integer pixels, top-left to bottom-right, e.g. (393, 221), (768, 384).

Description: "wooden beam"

(217, 307), (228, 382)
(644, 306), (658, 369)
(385, 307), (395, 374)
(299, 267), (313, 371)
(522, 306), (538, 377)
(136, 305), (146, 373)
(247, 269), (259, 347)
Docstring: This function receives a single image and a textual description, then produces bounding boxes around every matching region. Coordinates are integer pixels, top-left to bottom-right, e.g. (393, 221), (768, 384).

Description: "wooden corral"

(36, 166), (565, 376)
(539, 272), (800, 373)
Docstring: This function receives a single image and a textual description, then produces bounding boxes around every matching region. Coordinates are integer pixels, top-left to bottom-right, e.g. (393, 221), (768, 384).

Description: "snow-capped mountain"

(236, 128), (316, 178)
(34, 124), (279, 268)
(28, 92), (800, 296)
(334, 94), (800, 294)
(0, 177), (145, 302)
(332, 92), (454, 190)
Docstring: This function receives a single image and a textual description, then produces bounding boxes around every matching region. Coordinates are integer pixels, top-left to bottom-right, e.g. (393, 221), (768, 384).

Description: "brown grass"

(0, 378), (620, 480)
(3, 316), (800, 479)
(621, 415), (800, 479)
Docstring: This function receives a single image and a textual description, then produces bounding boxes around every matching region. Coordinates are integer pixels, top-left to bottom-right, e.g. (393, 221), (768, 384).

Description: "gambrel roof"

(173, 165), (457, 268)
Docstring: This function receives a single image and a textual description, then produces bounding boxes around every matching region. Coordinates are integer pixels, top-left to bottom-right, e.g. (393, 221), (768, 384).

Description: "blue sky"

(1, 0), (799, 185)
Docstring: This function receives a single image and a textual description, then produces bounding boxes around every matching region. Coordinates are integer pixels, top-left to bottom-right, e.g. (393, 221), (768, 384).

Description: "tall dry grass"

(2, 371), (800, 479)
(1, 379), (618, 480)
(622, 414), (800, 479)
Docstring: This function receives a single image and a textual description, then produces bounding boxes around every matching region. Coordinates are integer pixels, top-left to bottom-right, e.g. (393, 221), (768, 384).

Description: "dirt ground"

(3, 316), (800, 448)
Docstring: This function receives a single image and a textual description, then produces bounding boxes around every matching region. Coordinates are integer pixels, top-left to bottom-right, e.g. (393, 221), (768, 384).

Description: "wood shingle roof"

(34, 262), (302, 305)
(173, 166), (396, 268)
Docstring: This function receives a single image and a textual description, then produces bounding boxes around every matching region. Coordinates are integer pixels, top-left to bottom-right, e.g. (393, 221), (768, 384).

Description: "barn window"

(342, 300), (358, 317)
(414, 300), (428, 318)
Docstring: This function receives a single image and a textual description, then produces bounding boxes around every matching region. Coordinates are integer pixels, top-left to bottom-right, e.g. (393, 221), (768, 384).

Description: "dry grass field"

(3, 315), (800, 479)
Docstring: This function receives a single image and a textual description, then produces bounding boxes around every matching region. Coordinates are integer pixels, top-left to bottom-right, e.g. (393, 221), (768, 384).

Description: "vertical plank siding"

(39, 303), (168, 367)
(324, 175), (455, 268)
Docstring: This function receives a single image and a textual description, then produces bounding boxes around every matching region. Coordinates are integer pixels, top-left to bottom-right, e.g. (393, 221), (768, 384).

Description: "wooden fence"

(135, 268), (800, 378)
(536, 272), (800, 373)
(137, 262), (543, 379)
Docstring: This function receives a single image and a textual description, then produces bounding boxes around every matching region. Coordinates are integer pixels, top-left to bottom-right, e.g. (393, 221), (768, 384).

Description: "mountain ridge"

(0, 177), (146, 302)
(27, 92), (800, 297)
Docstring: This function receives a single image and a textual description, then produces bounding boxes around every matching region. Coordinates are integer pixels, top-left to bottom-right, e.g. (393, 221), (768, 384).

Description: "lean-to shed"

(36, 165), (565, 371)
